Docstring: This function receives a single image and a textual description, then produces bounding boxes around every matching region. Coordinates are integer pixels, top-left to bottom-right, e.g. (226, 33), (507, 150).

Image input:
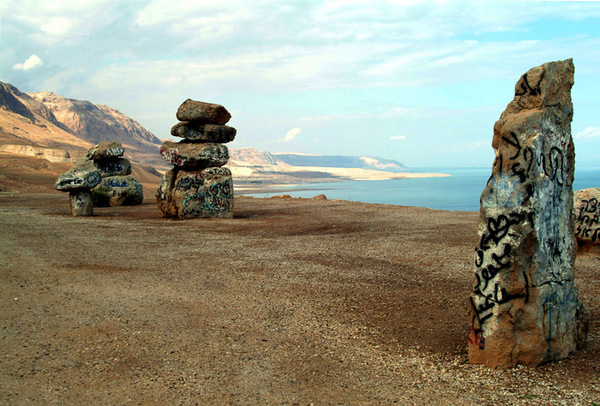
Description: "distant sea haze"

(245, 167), (600, 212)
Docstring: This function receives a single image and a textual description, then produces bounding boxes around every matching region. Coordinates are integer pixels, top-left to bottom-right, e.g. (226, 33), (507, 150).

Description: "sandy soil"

(1, 186), (599, 405)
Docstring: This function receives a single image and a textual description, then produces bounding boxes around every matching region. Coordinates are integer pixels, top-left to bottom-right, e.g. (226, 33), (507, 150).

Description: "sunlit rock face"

(468, 59), (589, 369)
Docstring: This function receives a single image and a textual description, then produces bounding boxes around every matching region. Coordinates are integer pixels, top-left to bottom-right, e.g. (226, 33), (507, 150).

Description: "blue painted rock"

(92, 175), (143, 207)
(176, 99), (231, 124)
(94, 157), (132, 177)
(160, 141), (228, 169)
(171, 121), (236, 143)
(86, 141), (124, 160)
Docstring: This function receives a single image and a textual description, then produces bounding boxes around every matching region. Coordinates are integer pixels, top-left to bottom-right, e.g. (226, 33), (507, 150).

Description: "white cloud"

(283, 128), (302, 142)
(575, 126), (600, 139)
(12, 55), (43, 71)
(390, 135), (406, 141)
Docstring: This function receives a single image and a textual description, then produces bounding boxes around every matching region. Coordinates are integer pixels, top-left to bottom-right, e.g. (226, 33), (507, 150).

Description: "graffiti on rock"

(575, 198), (600, 243)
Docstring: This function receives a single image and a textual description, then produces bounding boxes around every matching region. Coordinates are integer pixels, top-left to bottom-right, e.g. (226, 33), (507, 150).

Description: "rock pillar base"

(69, 190), (94, 216)
(157, 167), (233, 219)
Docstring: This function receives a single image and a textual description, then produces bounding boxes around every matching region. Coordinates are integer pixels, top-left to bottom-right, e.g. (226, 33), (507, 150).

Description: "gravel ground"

(0, 190), (598, 405)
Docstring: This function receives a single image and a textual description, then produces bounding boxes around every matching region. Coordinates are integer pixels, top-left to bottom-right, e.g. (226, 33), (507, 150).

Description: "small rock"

(86, 141), (124, 160)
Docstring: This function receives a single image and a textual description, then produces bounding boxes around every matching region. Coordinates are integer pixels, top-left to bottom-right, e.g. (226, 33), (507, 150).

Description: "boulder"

(574, 188), (600, 249)
(92, 175), (143, 207)
(94, 157), (132, 177)
(176, 99), (231, 124)
(86, 141), (124, 160)
(160, 141), (229, 169)
(468, 59), (588, 368)
(171, 121), (237, 143)
(55, 162), (102, 191)
(158, 167), (233, 219)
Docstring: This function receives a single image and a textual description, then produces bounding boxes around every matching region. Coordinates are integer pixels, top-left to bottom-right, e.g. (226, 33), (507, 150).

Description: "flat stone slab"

(156, 167), (233, 219)
(171, 121), (236, 143)
(94, 158), (132, 177)
(55, 162), (102, 191)
(86, 141), (124, 160)
(160, 141), (229, 169)
(92, 175), (143, 207)
(574, 188), (600, 247)
(176, 99), (231, 124)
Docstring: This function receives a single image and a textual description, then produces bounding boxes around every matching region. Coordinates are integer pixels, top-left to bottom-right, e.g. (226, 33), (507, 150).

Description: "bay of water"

(245, 167), (600, 212)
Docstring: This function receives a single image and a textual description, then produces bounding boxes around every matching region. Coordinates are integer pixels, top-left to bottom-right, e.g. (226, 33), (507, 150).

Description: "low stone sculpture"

(54, 161), (102, 216)
(468, 59), (589, 368)
(56, 141), (144, 215)
(157, 99), (235, 219)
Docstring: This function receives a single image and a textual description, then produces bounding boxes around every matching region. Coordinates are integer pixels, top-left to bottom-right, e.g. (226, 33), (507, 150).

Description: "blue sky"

(1, 0), (600, 168)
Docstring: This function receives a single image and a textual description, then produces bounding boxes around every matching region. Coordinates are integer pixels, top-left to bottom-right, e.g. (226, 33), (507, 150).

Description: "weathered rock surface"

(69, 190), (94, 216)
(156, 169), (178, 218)
(86, 141), (124, 160)
(171, 121), (237, 143)
(92, 175), (143, 207)
(160, 141), (229, 169)
(468, 59), (588, 368)
(54, 162), (102, 191)
(574, 188), (600, 249)
(176, 99), (231, 124)
(94, 157), (132, 177)
(156, 167), (233, 219)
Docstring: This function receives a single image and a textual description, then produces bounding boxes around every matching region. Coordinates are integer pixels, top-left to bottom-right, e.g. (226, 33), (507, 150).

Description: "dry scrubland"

(0, 172), (599, 404)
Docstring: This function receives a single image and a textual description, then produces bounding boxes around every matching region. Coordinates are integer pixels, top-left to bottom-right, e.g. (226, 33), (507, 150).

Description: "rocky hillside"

(0, 81), (165, 170)
(27, 92), (161, 149)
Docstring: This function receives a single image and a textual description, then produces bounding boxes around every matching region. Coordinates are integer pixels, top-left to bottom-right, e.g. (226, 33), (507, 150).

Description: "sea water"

(245, 167), (600, 212)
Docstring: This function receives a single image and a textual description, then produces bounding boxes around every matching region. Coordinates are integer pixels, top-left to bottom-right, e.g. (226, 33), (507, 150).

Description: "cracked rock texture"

(468, 58), (589, 368)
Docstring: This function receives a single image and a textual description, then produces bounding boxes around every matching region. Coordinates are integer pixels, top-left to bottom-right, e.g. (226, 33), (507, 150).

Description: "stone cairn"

(156, 99), (235, 219)
(87, 141), (143, 207)
(574, 187), (600, 251)
(55, 141), (143, 216)
(468, 59), (589, 368)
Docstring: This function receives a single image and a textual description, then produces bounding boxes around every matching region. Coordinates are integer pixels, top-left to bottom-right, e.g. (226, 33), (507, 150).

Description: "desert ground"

(0, 160), (599, 405)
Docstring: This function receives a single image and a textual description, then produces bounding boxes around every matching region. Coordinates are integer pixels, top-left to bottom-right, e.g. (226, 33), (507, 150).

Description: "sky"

(1, 0), (600, 169)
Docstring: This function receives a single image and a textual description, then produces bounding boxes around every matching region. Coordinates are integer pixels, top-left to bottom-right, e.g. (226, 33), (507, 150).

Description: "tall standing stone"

(468, 59), (589, 368)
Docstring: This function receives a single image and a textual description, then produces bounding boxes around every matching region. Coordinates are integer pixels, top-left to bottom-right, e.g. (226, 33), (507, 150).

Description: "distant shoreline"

(233, 170), (451, 195)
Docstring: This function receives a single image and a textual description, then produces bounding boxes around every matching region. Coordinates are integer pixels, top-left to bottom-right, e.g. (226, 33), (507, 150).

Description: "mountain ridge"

(0, 81), (166, 170)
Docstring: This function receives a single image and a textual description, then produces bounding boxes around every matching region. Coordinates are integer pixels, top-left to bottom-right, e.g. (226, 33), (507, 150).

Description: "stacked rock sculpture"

(55, 141), (143, 216)
(87, 141), (143, 207)
(156, 99), (235, 219)
(55, 161), (102, 216)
